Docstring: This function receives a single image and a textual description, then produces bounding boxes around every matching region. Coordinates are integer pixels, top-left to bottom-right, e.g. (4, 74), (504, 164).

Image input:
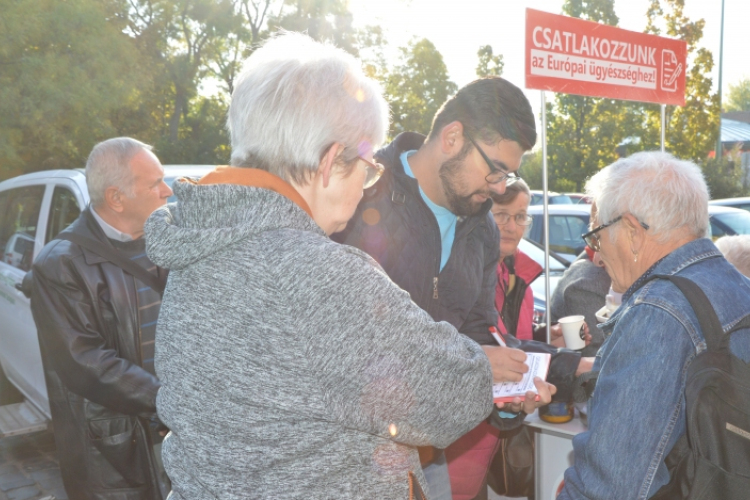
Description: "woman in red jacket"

(492, 180), (574, 344)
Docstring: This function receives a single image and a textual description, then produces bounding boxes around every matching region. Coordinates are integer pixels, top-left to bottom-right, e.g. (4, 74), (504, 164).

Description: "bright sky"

(349, 0), (748, 119)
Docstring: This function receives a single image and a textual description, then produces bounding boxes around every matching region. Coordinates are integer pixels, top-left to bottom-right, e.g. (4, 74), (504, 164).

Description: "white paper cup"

(559, 315), (586, 350)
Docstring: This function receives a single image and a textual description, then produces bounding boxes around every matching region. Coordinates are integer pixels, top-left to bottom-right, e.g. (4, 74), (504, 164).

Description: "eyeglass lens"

(493, 213), (532, 226)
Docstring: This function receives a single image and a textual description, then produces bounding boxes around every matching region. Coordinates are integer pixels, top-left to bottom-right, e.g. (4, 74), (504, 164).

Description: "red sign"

(525, 8), (687, 106)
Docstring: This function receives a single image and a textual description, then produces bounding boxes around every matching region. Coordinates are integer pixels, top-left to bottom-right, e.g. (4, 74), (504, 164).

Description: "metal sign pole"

(541, 90), (551, 344)
(661, 104), (666, 152)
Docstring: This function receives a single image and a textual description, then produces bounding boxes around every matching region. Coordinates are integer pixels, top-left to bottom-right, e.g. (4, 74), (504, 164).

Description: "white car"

(707, 204), (750, 238)
(709, 197), (750, 213)
(0, 165), (213, 436)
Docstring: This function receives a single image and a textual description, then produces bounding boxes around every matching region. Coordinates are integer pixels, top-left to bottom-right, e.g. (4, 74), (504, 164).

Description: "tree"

(545, 0), (633, 192)
(0, 0), (144, 177)
(519, 150), (543, 190)
(643, 0), (719, 160)
(127, 0), (241, 144)
(702, 155), (745, 200)
(726, 78), (750, 112)
(384, 38), (457, 138)
(475, 45), (503, 78)
(268, 0), (360, 55)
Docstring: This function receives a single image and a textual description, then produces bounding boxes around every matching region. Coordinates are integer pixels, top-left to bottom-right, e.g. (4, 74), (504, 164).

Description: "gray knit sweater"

(144, 179), (494, 500)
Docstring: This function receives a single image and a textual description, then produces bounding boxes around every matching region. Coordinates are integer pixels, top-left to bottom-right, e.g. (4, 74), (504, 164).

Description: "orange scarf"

(194, 166), (313, 217)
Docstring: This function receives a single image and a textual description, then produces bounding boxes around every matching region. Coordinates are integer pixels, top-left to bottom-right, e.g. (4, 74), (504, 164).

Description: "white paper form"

(493, 352), (551, 403)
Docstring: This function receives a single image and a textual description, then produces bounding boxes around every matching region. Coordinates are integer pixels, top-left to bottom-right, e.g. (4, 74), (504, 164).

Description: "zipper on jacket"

(433, 277), (439, 299)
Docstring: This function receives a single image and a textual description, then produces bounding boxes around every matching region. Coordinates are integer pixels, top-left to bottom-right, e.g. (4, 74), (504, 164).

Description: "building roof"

(722, 119), (750, 143)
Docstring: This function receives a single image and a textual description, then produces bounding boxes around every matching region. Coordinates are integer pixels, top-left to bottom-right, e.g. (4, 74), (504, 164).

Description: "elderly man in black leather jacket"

(31, 137), (173, 500)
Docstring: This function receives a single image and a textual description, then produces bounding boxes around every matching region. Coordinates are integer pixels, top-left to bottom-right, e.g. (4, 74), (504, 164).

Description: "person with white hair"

(144, 32), (552, 500)
(557, 152), (750, 499)
(715, 234), (750, 278)
(31, 137), (173, 500)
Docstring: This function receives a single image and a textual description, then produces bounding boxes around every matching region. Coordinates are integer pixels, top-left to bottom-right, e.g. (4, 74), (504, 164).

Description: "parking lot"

(0, 431), (65, 500)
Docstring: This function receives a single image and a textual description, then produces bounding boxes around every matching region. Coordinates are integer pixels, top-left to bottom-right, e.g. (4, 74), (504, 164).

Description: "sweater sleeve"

(299, 244), (495, 450)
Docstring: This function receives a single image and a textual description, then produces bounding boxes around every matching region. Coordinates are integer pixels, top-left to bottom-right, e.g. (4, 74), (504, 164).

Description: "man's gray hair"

(86, 137), (152, 208)
(585, 152), (709, 243)
(228, 32), (389, 184)
(715, 235), (750, 278)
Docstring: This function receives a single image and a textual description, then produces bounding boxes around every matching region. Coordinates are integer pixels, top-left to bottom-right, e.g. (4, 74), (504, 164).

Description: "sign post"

(525, 8), (687, 344)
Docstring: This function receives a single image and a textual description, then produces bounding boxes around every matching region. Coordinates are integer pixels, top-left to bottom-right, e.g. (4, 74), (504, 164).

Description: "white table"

(524, 410), (588, 500)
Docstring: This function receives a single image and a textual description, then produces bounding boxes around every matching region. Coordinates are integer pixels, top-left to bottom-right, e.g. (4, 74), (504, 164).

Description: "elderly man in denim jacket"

(558, 151), (750, 499)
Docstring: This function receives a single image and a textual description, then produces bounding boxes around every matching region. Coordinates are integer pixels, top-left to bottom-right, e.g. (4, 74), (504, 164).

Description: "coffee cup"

(559, 315), (586, 350)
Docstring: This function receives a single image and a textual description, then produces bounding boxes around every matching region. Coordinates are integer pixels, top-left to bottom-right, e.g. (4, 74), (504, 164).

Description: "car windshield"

(711, 211), (750, 237)
(549, 195), (573, 204)
(546, 214), (589, 257)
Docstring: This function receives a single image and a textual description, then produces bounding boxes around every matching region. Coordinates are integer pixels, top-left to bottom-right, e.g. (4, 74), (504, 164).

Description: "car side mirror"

(15, 270), (33, 299)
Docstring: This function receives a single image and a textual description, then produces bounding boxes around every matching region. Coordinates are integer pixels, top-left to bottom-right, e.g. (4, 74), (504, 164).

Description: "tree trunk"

(169, 90), (187, 142)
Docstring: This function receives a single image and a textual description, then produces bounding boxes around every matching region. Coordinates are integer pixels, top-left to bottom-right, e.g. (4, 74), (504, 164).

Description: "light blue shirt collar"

(90, 207), (134, 242)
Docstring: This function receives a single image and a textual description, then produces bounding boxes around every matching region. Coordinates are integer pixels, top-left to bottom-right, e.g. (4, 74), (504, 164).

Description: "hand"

(481, 345), (528, 383)
(498, 377), (557, 414)
(549, 323), (566, 348)
(575, 356), (595, 377)
(581, 322), (592, 346)
(549, 322), (592, 348)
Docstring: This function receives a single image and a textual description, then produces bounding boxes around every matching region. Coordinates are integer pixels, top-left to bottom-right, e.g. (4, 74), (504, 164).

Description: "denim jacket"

(558, 238), (750, 500)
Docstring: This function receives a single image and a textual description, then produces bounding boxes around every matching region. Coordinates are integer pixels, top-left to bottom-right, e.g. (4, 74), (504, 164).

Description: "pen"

(489, 326), (507, 347)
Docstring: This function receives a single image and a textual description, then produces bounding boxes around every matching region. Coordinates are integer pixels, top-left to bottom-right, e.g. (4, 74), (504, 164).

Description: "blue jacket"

(559, 238), (750, 500)
(334, 132), (581, 403)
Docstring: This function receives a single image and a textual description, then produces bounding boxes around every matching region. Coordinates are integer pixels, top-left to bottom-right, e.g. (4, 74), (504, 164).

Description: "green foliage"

(546, 0), (627, 192)
(726, 78), (750, 112)
(268, 0), (359, 55)
(475, 45), (504, 78)
(384, 38), (458, 138)
(154, 96), (231, 165)
(541, 0), (721, 193)
(520, 151), (543, 190)
(0, 0), (143, 177)
(643, 0), (719, 161)
(701, 156), (745, 200)
(562, 0), (618, 24)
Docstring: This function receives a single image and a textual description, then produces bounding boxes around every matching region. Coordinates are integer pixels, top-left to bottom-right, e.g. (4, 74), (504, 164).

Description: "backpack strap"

(650, 274), (725, 352)
(56, 232), (165, 295)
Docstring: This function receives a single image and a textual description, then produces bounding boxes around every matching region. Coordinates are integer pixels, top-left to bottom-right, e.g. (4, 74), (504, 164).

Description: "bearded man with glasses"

(334, 77), (593, 500)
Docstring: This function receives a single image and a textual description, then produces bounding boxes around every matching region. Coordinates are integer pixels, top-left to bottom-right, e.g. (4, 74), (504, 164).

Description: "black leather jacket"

(31, 207), (167, 500)
(334, 132), (581, 403)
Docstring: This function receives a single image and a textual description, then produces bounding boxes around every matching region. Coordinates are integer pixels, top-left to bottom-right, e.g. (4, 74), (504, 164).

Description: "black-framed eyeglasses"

(358, 156), (385, 189)
(492, 211), (533, 227)
(466, 136), (521, 185)
(582, 215), (650, 251)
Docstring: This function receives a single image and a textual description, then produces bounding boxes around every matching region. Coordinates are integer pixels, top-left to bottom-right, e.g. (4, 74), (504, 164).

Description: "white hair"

(715, 235), (750, 278)
(227, 31), (389, 184)
(584, 151), (709, 243)
(86, 137), (152, 208)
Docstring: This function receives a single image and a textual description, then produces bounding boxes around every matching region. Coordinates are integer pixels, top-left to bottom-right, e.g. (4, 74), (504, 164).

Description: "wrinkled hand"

(498, 377), (557, 414)
(481, 345), (528, 383)
(549, 322), (592, 348)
